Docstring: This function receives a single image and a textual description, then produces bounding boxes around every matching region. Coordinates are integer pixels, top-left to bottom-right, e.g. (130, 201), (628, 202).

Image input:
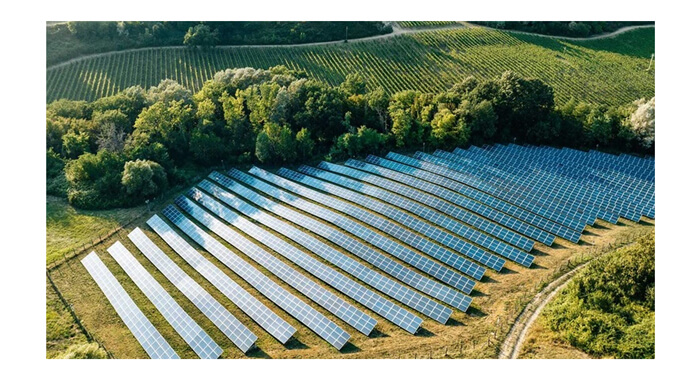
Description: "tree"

(255, 122), (297, 163)
(430, 108), (461, 148)
(329, 125), (388, 159)
(459, 100), (497, 144)
(121, 159), (168, 199)
(130, 100), (195, 163)
(340, 73), (368, 96)
(629, 97), (655, 149)
(61, 130), (91, 159)
(367, 86), (390, 132)
(183, 24), (219, 47)
(296, 128), (315, 161)
(146, 79), (193, 105)
(96, 122), (126, 153)
(64, 150), (126, 209)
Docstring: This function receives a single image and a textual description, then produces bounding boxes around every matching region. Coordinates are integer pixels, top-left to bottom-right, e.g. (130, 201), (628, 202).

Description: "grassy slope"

(46, 27), (654, 106)
(49, 174), (654, 359)
(46, 197), (146, 266)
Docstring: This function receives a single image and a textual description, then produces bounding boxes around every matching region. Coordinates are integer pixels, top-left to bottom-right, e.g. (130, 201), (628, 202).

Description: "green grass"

(46, 197), (146, 266)
(46, 26), (654, 106)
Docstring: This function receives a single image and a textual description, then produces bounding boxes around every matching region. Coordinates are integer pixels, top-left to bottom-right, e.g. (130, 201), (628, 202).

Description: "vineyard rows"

(46, 27), (654, 106)
(396, 21), (460, 28)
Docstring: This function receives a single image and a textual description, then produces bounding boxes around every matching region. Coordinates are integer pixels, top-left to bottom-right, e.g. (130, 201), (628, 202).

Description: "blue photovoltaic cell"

(384, 152), (581, 243)
(341, 159), (535, 267)
(186, 187), (422, 333)
(174, 195), (377, 336)
(297, 165), (507, 271)
(344, 159), (536, 253)
(221, 169), (473, 311)
(81, 252), (179, 359)
(200, 176), (436, 328)
(127, 228), (257, 353)
(273, 167), (489, 279)
(362, 155), (555, 246)
(146, 215), (297, 344)
(107, 242), (223, 359)
(161, 205), (351, 350)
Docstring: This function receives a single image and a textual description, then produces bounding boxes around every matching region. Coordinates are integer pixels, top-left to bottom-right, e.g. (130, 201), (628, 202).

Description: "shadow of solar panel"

(224, 168), (473, 311)
(81, 252), (179, 359)
(173, 195), (377, 337)
(146, 215), (296, 345)
(127, 228), (257, 353)
(161, 206), (350, 350)
(107, 242), (223, 359)
(385, 152), (581, 243)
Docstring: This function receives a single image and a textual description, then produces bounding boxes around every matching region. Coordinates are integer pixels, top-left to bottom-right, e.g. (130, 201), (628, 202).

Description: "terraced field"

(46, 26), (654, 106)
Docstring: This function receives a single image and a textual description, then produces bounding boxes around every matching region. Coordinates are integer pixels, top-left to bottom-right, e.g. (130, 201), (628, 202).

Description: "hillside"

(46, 26), (654, 106)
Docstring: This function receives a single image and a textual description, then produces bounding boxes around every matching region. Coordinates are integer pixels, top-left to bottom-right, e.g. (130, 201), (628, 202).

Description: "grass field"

(46, 26), (654, 106)
(46, 197), (146, 266)
(47, 174), (654, 360)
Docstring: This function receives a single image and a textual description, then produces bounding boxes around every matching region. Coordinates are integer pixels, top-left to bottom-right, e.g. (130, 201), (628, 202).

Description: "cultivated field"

(46, 26), (654, 106)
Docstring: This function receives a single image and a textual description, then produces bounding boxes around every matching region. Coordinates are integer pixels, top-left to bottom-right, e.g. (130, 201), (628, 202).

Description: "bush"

(543, 232), (655, 358)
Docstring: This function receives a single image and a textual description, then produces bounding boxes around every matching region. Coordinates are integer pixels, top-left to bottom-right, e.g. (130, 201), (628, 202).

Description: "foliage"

(543, 232), (655, 358)
(60, 343), (108, 359)
(255, 122), (298, 164)
(629, 97), (655, 148)
(183, 24), (219, 47)
(121, 159), (168, 199)
(329, 126), (388, 159)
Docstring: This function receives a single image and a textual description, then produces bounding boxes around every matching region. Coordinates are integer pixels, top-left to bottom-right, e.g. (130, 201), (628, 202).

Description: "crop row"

(46, 27), (654, 106)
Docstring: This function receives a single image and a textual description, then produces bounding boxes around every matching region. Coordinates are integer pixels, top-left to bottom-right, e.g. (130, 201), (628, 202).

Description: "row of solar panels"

(81, 145), (653, 358)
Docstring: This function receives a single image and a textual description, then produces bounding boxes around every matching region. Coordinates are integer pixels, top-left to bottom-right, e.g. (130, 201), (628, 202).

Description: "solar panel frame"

(81, 252), (179, 359)
(174, 195), (377, 336)
(146, 215), (297, 344)
(161, 205), (351, 350)
(221, 169), (474, 311)
(127, 228), (257, 353)
(106, 241), (224, 359)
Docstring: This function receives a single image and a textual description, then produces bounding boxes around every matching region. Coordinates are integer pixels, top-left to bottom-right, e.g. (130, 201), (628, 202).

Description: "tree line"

(543, 232), (655, 358)
(46, 66), (655, 210)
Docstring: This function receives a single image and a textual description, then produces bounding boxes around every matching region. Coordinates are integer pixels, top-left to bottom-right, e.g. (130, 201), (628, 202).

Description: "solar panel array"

(161, 205), (351, 350)
(127, 228), (257, 353)
(81, 252), (179, 359)
(78, 144), (652, 358)
(106, 241), (223, 359)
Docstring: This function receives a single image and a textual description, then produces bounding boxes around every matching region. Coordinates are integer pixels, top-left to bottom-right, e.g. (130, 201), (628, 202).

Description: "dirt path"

(47, 23), (654, 71)
(498, 262), (590, 359)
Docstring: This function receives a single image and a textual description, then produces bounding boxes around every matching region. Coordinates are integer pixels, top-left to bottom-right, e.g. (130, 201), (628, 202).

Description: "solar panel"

(199, 176), (437, 328)
(161, 205), (350, 350)
(146, 215), (296, 344)
(184, 188), (422, 333)
(173, 195), (377, 337)
(385, 152), (581, 243)
(107, 242), (223, 359)
(365, 154), (556, 246)
(344, 159), (536, 253)
(221, 169), (473, 311)
(81, 252), (179, 359)
(298, 165), (508, 271)
(413, 152), (587, 233)
(274, 167), (490, 278)
(127, 228), (257, 353)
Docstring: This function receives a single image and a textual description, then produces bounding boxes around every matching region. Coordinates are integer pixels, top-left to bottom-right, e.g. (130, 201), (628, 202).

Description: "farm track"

(46, 23), (654, 71)
(497, 235), (642, 359)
